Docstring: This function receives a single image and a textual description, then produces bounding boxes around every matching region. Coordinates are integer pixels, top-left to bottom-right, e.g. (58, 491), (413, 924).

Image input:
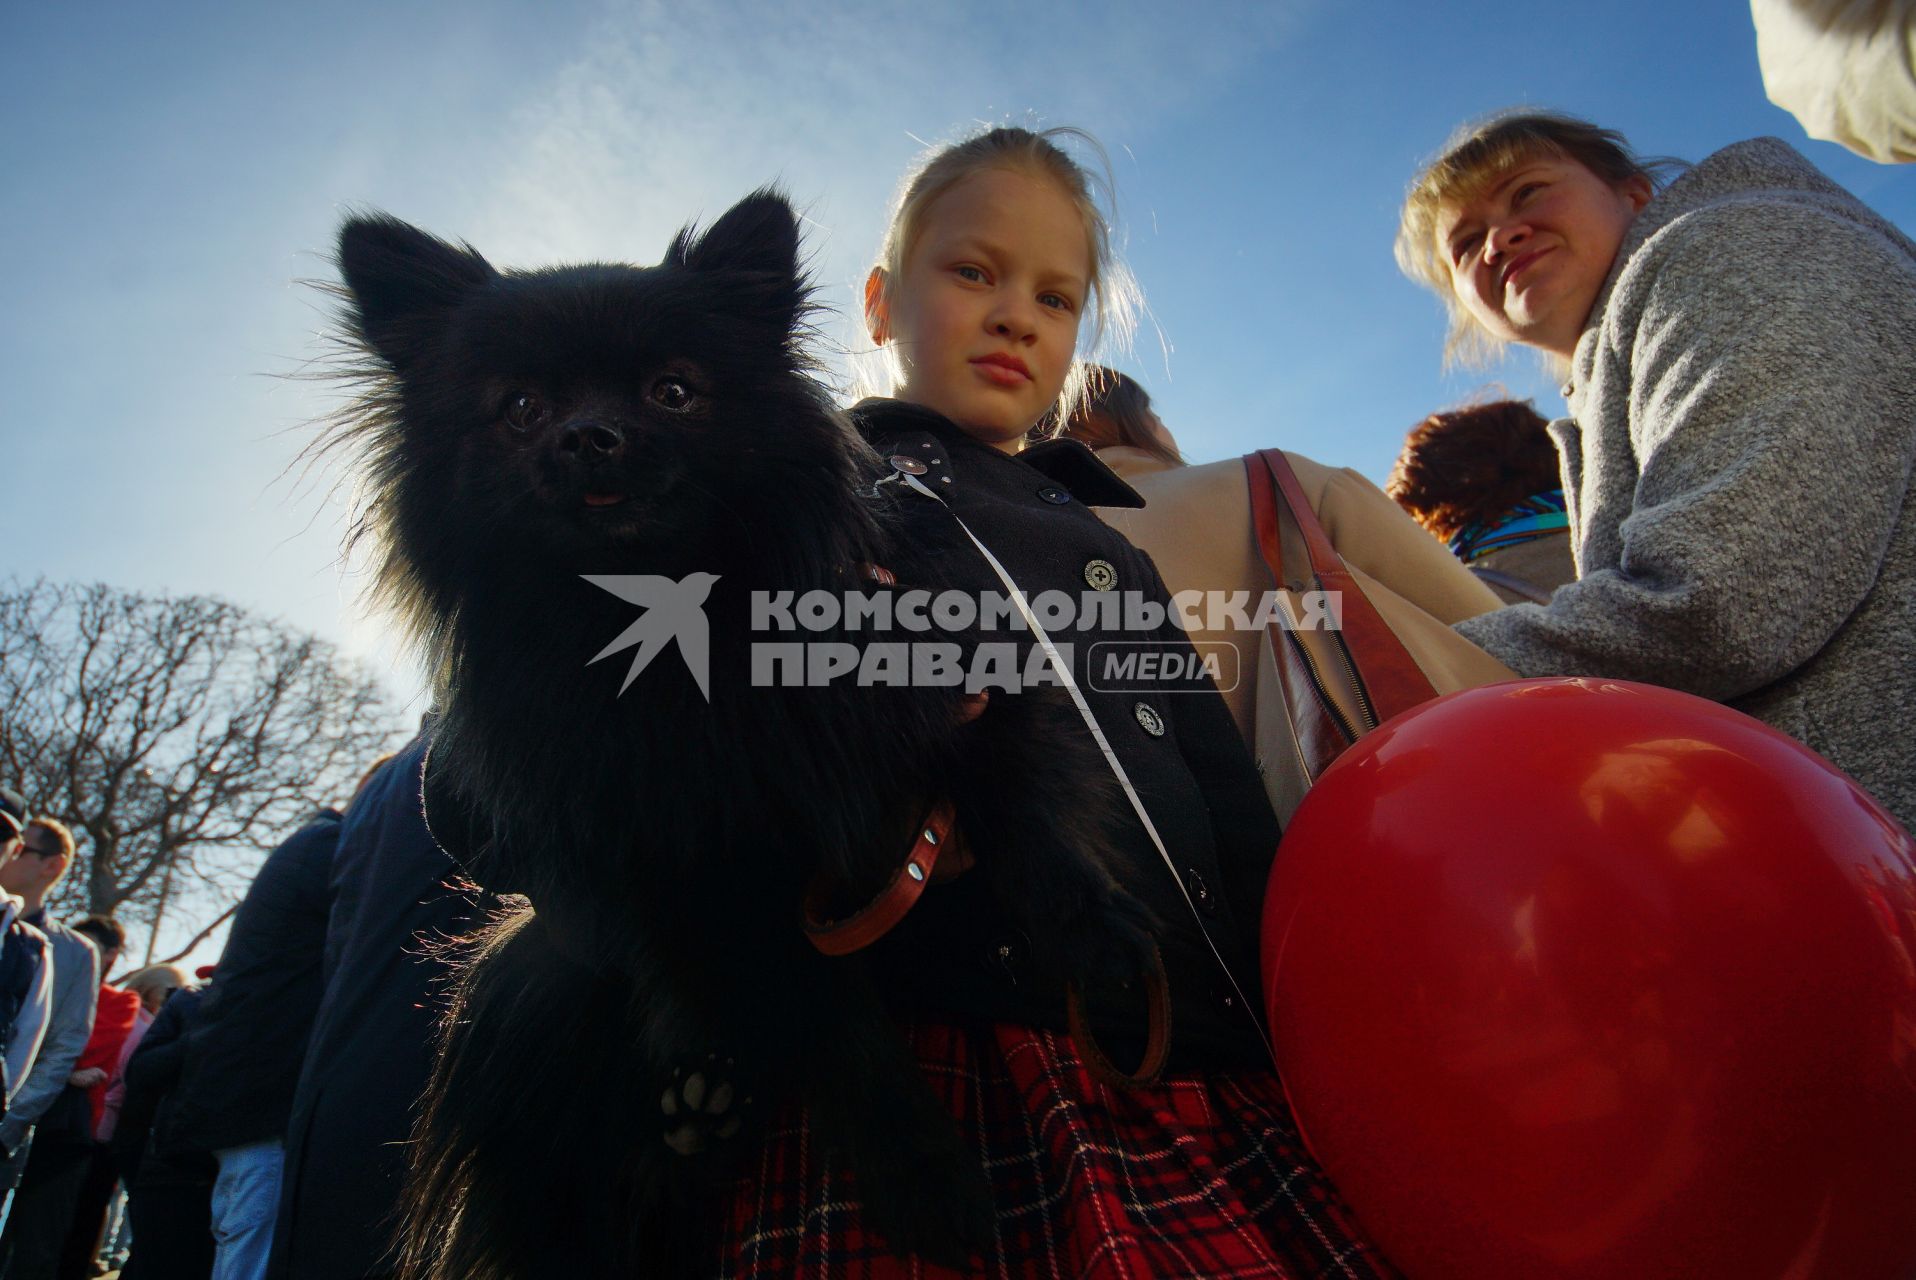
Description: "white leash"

(897, 469), (1274, 1061)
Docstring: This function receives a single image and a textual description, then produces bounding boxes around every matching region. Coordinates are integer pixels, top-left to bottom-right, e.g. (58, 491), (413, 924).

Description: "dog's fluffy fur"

(324, 192), (1156, 1278)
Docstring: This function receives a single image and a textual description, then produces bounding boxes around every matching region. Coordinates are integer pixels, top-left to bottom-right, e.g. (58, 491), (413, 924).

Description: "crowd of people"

(0, 793), (195, 1278)
(0, 742), (466, 1280)
(2, 20), (1912, 1274)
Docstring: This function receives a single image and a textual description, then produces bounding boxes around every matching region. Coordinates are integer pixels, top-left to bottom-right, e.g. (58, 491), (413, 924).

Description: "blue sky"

(7, 0), (1913, 724)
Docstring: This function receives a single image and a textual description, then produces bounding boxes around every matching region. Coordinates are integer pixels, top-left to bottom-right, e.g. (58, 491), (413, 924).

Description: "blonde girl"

(713, 125), (1392, 1280)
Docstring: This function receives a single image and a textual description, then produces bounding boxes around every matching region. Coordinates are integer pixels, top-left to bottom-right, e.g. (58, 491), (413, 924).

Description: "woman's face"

(870, 166), (1092, 452)
(1437, 153), (1651, 359)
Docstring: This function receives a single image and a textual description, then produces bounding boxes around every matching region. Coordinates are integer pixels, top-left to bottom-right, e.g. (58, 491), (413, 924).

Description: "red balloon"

(1262, 678), (1916, 1280)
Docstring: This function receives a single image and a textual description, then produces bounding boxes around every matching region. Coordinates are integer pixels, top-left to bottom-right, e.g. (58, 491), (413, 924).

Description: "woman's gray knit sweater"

(1457, 138), (1915, 831)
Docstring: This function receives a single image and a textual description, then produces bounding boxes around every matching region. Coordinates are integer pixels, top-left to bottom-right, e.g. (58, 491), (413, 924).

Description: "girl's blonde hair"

(1395, 109), (1686, 368)
(863, 124), (1140, 426)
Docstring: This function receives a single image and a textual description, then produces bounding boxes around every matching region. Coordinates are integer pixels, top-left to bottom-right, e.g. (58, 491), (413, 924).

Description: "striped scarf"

(1448, 489), (1570, 564)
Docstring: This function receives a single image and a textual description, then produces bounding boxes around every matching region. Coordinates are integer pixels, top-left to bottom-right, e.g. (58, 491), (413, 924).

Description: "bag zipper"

(1312, 571), (1379, 734)
(1281, 620), (1360, 747)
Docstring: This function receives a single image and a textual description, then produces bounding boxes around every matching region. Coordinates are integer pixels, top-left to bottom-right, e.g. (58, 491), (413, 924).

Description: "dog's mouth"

(550, 454), (685, 530)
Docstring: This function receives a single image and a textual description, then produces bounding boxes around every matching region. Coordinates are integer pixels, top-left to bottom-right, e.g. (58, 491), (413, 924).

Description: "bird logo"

(582, 573), (719, 701)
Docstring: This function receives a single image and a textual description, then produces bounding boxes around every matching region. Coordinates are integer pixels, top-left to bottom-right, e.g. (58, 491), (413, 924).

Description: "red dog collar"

(802, 800), (956, 956)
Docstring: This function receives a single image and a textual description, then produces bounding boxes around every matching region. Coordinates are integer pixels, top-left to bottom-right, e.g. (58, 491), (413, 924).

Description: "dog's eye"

(503, 391), (549, 433)
(650, 378), (697, 413)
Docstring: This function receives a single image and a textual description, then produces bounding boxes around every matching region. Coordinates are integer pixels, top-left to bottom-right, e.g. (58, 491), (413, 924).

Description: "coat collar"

(1567, 137), (1853, 399)
(850, 398), (1145, 509)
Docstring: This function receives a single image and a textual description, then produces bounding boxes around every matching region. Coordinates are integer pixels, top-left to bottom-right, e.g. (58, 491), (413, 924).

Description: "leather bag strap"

(1066, 946), (1172, 1089)
(1469, 565), (1553, 605)
(1246, 449), (1438, 726)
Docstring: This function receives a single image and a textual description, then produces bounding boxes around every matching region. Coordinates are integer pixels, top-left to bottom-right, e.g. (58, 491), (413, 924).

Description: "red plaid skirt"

(716, 1020), (1399, 1279)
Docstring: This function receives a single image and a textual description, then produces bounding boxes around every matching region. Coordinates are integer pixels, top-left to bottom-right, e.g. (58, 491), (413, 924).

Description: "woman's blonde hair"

(1396, 110), (1685, 367)
(863, 124), (1140, 425)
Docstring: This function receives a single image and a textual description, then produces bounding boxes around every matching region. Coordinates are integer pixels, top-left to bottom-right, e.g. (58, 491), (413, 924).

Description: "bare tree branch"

(153, 901), (243, 967)
(1, 578), (407, 961)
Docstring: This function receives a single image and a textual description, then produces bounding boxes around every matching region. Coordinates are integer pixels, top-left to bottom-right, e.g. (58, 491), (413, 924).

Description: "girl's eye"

(651, 377), (698, 412)
(1513, 181), (1545, 204)
(503, 391), (548, 433)
(1040, 292), (1073, 312)
(954, 265), (987, 283)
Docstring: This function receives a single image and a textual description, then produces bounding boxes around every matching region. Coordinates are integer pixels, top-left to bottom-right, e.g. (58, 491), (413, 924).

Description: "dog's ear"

(337, 213), (495, 373)
(665, 189), (800, 283)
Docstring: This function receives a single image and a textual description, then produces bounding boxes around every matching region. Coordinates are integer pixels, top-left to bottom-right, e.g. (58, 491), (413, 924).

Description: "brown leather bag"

(1244, 449), (1439, 788)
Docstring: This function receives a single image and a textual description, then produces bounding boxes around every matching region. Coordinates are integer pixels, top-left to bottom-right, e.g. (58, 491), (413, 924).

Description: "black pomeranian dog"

(323, 191), (1161, 1278)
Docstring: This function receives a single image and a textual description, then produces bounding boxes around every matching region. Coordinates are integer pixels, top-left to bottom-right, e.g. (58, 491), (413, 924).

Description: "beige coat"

(1093, 447), (1516, 822)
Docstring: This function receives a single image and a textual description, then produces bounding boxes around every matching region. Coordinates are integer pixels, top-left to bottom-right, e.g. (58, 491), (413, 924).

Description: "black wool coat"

(115, 987), (214, 1188)
(269, 731), (483, 1280)
(163, 807), (341, 1155)
(853, 399), (1281, 1069)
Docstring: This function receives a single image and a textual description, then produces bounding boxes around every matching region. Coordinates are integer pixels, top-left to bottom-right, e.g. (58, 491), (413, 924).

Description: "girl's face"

(870, 166), (1092, 453)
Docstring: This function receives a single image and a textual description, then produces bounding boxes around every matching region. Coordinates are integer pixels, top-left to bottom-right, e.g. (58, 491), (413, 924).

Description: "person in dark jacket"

(163, 808), (342, 1280)
(268, 729), (481, 1280)
(0, 788), (53, 1128)
(113, 985), (214, 1280)
(0, 819), (101, 1280)
(850, 396), (1279, 1068)
(704, 127), (1380, 1276)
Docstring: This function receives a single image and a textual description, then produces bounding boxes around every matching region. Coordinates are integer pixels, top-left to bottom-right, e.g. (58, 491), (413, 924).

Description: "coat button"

(1037, 486), (1071, 505)
(1133, 702), (1165, 737)
(1083, 559), (1117, 591)
(1186, 868), (1217, 917)
(889, 454), (928, 475)
(990, 936), (1024, 986)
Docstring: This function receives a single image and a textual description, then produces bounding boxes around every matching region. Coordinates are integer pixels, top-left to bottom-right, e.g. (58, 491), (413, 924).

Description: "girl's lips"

(970, 356), (1031, 386)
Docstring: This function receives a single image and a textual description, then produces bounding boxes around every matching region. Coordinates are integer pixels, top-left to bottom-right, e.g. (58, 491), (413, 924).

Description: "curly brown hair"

(1387, 399), (1560, 542)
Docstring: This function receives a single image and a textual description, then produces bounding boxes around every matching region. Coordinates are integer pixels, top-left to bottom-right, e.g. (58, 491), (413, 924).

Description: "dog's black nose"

(558, 419), (625, 458)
